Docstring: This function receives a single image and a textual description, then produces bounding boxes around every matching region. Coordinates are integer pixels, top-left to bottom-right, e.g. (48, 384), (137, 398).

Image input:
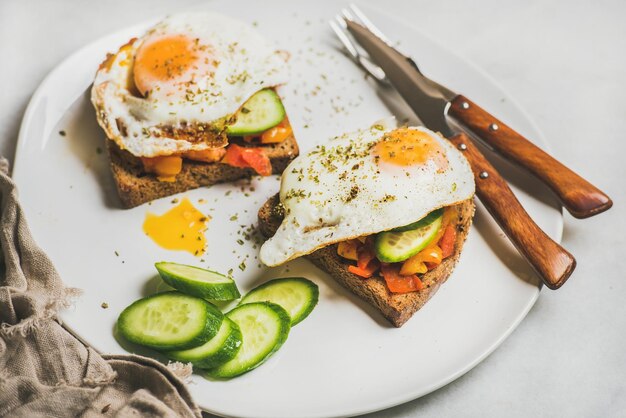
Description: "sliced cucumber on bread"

(227, 89), (286, 136)
(117, 291), (223, 350)
(207, 302), (291, 379)
(392, 208), (443, 232)
(166, 317), (243, 369)
(240, 277), (318, 325)
(155, 262), (241, 301)
(375, 210), (443, 263)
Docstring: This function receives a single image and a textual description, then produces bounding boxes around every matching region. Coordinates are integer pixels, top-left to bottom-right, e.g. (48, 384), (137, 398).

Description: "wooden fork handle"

(448, 132), (576, 289)
(448, 95), (612, 219)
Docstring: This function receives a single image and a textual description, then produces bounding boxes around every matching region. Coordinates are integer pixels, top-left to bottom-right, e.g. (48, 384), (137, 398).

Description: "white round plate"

(13, 1), (560, 417)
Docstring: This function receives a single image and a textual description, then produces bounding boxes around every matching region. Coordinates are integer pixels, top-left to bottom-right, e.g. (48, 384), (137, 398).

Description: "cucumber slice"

(392, 208), (443, 232)
(117, 291), (223, 350)
(227, 89), (286, 136)
(375, 215), (443, 263)
(155, 262), (241, 301)
(165, 317), (243, 369)
(207, 302), (291, 378)
(240, 278), (318, 325)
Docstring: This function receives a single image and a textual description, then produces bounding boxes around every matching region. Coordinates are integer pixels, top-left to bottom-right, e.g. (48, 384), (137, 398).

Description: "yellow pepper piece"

(400, 258), (428, 275)
(141, 155), (183, 182)
(400, 245), (443, 276)
(337, 239), (359, 261)
(260, 120), (293, 144)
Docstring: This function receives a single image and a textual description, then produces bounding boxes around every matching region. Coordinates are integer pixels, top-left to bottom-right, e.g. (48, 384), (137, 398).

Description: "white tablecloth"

(1, 1), (624, 417)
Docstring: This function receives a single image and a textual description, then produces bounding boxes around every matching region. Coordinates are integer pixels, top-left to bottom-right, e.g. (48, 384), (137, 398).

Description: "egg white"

(259, 118), (475, 267)
(91, 12), (288, 157)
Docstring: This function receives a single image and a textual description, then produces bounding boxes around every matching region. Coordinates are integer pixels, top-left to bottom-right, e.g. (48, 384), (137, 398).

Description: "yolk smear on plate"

(143, 198), (209, 256)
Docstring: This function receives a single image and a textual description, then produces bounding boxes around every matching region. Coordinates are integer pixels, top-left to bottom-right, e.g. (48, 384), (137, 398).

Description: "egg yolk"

(374, 128), (448, 170)
(143, 198), (209, 256)
(133, 35), (213, 97)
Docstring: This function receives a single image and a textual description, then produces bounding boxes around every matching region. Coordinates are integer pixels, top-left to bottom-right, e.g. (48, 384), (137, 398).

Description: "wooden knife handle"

(448, 132), (576, 289)
(448, 95), (612, 219)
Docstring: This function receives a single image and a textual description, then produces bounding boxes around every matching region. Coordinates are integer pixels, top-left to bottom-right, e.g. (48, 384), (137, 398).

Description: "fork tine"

(334, 15), (348, 30)
(347, 3), (419, 74)
(330, 13), (389, 83)
(329, 19), (359, 60)
(341, 8), (355, 22)
(347, 4), (390, 44)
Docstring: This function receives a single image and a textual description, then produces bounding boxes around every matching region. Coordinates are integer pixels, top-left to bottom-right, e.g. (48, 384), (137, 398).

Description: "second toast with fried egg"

(258, 119), (475, 327)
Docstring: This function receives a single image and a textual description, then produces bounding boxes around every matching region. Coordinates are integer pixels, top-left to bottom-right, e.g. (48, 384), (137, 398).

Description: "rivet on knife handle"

(449, 132), (576, 289)
(449, 95), (613, 219)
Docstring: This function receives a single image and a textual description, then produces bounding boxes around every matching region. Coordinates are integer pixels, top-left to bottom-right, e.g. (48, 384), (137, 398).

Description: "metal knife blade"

(344, 20), (455, 136)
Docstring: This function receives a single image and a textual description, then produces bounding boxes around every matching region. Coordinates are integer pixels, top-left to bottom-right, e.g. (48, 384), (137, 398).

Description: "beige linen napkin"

(0, 158), (201, 418)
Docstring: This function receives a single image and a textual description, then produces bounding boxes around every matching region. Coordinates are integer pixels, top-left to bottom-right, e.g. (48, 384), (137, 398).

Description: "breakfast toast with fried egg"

(258, 194), (475, 327)
(90, 13), (298, 208)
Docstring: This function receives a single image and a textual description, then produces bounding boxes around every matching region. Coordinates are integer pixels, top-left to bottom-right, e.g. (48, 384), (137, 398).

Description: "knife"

(342, 18), (612, 220)
(345, 20), (576, 289)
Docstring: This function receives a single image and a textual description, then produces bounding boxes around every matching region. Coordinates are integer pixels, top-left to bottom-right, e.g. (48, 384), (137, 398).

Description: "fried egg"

(259, 118), (475, 267)
(91, 12), (288, 157)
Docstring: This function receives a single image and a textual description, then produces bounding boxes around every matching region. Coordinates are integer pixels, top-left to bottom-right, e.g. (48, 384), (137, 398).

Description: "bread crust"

(258, 194), (475, 327)
(107, 135), (299, 208)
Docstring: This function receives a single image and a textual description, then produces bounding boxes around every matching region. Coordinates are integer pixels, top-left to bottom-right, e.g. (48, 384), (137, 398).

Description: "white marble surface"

(1, 0), (624, 417)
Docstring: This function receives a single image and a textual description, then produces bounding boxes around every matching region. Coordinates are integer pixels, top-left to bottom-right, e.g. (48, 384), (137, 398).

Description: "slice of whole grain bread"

(258, 194), (475, 327)
(108, 135), (298, 208)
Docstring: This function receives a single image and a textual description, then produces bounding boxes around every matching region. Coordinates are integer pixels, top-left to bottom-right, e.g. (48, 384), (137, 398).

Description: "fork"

(329, 7), (388, 83)
(330, 5), (460, 100)
(331, 5), (408, 82)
